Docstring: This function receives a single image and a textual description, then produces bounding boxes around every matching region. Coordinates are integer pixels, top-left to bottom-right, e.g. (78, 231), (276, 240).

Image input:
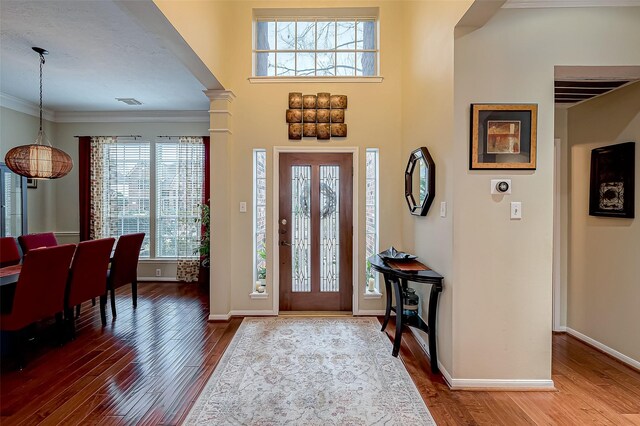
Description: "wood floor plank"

(3, 283), (640, 426)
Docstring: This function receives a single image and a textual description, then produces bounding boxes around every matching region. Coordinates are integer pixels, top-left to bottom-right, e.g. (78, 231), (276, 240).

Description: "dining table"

(0, 264), (21, 313)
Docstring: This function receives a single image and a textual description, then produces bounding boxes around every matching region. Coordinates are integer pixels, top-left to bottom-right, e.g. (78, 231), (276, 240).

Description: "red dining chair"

(64, 238), (115, 335)
(0, 244), (76, 368)
(17, 232), (58, 255)
(0, 237), (21, 268)
(107, 233), (145, 320)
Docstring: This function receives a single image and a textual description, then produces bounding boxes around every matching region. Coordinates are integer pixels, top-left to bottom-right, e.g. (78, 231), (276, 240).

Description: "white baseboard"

(208, 313), (231, 321)
(565, 327), (640, 370)
(448, 378), (555, 390)
(138, 277), (179, 282)
(410, 327), (555, 390)
(354, 309), (388, 316)
(208, 310), (277, 321)
(553, 325), (567, 332)
(229, 310), (277, 317)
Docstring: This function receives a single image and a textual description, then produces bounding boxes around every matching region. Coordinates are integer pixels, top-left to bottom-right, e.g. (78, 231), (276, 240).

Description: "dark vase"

(198, 265), (210, 294)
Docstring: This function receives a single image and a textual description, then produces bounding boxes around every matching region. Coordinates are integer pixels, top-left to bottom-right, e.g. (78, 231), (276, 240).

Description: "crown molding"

(54, 110), (209, 123)
(0, 92), (56, 121)
(1, 92), (208, 123)
(204, 89), (236, 102)
(503, 0), (640, 8)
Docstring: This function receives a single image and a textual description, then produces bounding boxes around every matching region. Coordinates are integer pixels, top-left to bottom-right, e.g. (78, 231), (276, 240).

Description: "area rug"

(182, 317), (436, 425)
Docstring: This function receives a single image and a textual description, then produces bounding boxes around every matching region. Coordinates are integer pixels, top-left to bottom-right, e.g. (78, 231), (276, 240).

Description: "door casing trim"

(272, 146), (359, 315)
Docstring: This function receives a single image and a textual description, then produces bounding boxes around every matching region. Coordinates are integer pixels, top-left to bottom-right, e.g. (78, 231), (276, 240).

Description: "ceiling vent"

(116, 97), (143, 106)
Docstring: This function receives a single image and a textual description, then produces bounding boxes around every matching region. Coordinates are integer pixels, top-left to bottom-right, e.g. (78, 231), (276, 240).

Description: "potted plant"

(256, 248), (267, 292)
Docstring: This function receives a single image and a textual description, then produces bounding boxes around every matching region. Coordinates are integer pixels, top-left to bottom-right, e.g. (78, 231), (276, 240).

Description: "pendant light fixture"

(4, 47), (73, 179)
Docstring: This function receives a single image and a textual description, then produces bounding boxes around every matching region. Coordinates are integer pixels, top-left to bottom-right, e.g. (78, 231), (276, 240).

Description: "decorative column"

(204, 89), (235, 320)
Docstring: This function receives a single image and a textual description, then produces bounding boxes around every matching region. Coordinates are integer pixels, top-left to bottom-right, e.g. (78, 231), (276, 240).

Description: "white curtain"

(176, 136), (205, 282)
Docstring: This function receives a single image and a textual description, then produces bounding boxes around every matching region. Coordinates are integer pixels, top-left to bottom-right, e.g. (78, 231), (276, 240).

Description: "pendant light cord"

(39, 52), (44, 132)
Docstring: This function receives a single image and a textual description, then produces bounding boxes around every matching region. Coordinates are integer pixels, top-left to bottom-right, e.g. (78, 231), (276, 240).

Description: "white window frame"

(98, 138), (204, 260)
(252, 149), (268, 298)
(154, 140), (204, 259)
(251, 8), (382, 82)
(364, 148), (381, 297)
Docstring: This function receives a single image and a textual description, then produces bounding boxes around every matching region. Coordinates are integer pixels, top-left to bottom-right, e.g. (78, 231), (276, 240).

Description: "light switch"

(510, 202), (522, 220)
(440, 202), (447, 218)
(239, 202), (247, 213)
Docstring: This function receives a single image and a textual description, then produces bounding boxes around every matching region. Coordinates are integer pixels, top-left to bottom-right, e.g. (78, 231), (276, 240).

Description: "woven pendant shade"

(5, 143), (73, 179)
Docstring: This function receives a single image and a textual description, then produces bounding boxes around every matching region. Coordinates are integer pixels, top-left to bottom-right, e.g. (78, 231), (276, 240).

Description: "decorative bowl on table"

(378, 247), (417, 262)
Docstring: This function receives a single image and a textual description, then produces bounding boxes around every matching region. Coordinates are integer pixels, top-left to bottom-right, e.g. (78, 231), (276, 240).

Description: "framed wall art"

(589, 141), (635, 218)
(286, 92), (348, 140)
(470, 104), (538, 170)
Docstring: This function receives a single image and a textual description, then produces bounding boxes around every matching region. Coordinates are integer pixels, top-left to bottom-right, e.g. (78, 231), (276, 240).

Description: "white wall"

(453, 6), (640, 383)
(567, 82), (640, 363)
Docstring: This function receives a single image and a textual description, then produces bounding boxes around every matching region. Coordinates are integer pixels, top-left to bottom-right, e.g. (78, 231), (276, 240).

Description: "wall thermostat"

(491, 179), (512, 195)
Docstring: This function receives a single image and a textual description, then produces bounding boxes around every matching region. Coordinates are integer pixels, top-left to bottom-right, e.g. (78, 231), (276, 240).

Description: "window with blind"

(103, 142), (151, 257)
(98, 139), (204, 259)
(254, 10), (378, 77)
(156, 142), (204, 258)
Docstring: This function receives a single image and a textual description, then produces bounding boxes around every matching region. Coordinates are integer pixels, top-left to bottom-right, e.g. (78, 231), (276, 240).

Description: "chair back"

(110, 233), (145, 289)
(17, 232), (59, 255)
(2, 244), (76, 331)
(66, 238), (115, 308)
(0, 237), (21, 268)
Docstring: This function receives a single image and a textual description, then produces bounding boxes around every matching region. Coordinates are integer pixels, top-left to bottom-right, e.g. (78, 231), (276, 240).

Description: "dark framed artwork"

(27, 178), (37, 189)
(589, 142), (635, 218)
(470, 104), (537, 170)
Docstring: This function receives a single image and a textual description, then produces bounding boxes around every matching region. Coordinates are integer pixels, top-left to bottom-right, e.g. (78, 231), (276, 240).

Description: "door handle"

(280, 241), (292, 246)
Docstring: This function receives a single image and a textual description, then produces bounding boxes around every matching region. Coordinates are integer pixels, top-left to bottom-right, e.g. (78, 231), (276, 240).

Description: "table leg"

(427, 285), (440, 373)
(381, 274), (392, 332)
(392, 277), (403, 357)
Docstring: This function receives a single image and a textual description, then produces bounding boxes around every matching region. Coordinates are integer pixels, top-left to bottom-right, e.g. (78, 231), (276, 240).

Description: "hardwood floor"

(1, 282), (639, 425)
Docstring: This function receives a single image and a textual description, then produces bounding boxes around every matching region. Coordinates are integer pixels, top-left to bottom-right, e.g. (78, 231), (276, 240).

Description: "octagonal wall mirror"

(405, 147), (435, 216)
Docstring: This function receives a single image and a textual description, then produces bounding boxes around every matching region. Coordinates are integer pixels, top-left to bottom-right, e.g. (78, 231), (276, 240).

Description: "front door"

(279, 153), (353, 311)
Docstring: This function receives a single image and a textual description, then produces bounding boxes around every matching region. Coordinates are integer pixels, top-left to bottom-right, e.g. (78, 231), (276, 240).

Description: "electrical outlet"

(155, 268), (162, 277)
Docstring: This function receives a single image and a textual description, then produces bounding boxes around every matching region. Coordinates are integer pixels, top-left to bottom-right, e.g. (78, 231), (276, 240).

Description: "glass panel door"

(279, 153), (352, 311)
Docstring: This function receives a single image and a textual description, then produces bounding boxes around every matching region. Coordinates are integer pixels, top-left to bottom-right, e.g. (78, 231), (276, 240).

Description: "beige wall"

(0, 107), (57, 232)
(157, 0), (413, 314)
(53, 120), (209, 278)
(159, 1), (640, 381)
(0, 106), (209, 278)
(400, 0), (472, 379)
(453, 6), (640, 381)
(554, 107), (568, 328)
(567, 82), (640, 362)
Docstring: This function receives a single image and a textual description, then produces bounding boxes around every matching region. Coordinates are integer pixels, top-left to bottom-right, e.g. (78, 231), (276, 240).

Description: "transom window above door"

(253, 8), (379, 78)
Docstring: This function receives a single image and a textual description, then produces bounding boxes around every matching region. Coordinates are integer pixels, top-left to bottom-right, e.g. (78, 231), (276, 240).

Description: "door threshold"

(279, 311), (353, 317)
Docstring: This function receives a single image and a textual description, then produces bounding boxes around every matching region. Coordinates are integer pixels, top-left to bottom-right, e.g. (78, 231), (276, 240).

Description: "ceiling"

(554, 66), (640, 107)
(0, 0), (219, 113)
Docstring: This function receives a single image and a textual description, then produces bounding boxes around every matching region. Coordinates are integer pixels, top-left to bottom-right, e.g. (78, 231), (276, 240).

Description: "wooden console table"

(368, 254), (443, 374)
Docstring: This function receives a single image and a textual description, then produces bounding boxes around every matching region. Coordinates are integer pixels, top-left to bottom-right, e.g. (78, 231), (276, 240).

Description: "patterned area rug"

(182, 317), (436, 425)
